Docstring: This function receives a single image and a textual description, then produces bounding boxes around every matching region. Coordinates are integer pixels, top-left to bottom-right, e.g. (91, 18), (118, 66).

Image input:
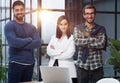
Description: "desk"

(20, 81), (43, 83)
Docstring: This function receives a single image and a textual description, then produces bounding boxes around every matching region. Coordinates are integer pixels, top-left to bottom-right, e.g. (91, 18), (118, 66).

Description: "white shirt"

(47, 35), (77, 78)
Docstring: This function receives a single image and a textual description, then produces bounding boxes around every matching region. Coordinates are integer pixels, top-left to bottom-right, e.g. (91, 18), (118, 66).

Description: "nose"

(88, 14), (93, 17)
(17, 10), (21, 14)
(16, 9), (24, 13)
(61, 25), (65, 28)
(18, 10), (23, 13)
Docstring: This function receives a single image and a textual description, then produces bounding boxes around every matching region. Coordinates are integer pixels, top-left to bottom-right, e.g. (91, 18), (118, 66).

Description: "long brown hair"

(56, 15), (71, 39)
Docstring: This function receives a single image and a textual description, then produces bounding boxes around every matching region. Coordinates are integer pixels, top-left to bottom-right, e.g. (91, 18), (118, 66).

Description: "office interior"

(0, 0), (120, 82)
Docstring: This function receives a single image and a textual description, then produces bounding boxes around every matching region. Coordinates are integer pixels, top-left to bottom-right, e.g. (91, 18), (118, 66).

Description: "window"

(41, 0), (65, 44)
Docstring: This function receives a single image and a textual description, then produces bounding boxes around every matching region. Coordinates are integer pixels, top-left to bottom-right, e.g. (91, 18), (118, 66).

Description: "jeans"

(77, 66), (103, 83)
(8, 63), (34, 83)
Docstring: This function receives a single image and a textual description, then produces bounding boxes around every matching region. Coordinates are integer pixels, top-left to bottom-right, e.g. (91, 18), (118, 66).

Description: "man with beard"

(73, 4), (107, 83)
(4, 1), (40, 83)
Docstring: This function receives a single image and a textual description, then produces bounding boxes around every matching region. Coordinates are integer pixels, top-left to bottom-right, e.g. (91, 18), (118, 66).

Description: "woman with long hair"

(47, 15), (77, 83)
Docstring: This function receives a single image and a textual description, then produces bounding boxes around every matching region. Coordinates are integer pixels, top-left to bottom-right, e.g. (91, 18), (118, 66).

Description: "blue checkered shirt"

(73, 23), (106, 70)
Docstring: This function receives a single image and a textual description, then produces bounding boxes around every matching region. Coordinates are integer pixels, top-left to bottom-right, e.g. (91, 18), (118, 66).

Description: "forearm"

(47, 48), (61, 57)
(54, 50), (75, 59)
(73, 28), (95, 46)
(4, 27), (32, 48)
(7, 37), (32, 48)
(23, 38), (40, 49)
(88, 33), (106, 49)
(22, 31), (41, 49)
(54, 40), (75, 59)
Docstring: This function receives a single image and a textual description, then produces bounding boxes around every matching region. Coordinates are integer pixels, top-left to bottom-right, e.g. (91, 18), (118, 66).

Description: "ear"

(83, 14), (85, 18)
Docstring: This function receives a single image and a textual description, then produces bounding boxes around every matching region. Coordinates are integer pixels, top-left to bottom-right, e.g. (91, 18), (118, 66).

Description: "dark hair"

(56, 15), (71, 39)
(13, 0), (25, 9)
(82, 4), (96, 14)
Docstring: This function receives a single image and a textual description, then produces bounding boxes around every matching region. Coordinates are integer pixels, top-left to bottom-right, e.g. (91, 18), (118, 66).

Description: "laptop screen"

(40, 66), (72, 83)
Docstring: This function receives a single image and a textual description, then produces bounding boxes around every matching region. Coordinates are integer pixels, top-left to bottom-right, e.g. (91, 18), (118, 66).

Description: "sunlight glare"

(39, 10), (52, 22)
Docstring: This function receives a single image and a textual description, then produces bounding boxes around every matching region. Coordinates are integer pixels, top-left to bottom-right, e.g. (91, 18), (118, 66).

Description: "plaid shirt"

(73, 23), (106, 70)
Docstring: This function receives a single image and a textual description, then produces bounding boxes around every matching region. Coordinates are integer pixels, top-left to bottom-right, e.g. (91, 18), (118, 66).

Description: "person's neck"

(58, 34), (66, 42)
(15, 19), (24, 24)
(62, 33), (66, 37)
(85, 22), (94, 30)
(60, 33), (66, 39)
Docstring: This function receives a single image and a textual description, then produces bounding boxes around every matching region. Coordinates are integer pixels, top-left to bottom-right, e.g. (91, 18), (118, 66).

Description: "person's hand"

(29, 37), (32, 40)
(60, 50), (66, 54)
(84, 32), (91, 38)
(95, 38), (99, 42)
(50, 45), (55, 49)
(61, 51), (64, 54)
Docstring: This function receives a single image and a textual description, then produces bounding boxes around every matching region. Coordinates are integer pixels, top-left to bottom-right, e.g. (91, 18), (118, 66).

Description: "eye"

(20, 8), (24, 11)
(84, 12), (95, 15)
(59, 23), (63, 26)
(15, 9), (19, 12)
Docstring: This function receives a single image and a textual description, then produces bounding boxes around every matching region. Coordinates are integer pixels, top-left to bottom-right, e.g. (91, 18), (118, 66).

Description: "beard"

(86, 19), (94, 24)
(14, 14), (24, 21)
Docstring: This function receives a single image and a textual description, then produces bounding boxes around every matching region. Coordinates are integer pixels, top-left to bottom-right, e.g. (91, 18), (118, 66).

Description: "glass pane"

(117, 12), (120, 77)
(118, 0), (120, 12)
(25, 0), (30, 12)
(2, 20), (9, 65)
(1, 10), (5, 19)
(1, 0), (10, 67)
(6, 10), (10, 18)
(117, 14), (120, 40)
(1, 3), (10, 19)
(1, 0), (10, 7)
(95, 14), (115, 38)
(32, 0), (37, 9)
(40, 11), (64, 44)
(32, 12), (37, 28)
(95, 14), (115, 77)
(0, 22), (1, 35)
(25, 0), (30, 8)
(5, 0), (10, 7)
(94, 0), (115, 12)
(25, 14), (30, 23)
(83, 0), (92, 3)
(42, 0), (65, 9)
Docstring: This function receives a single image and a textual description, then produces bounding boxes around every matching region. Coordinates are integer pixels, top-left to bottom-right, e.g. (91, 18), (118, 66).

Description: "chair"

(96, 78), (119, 83)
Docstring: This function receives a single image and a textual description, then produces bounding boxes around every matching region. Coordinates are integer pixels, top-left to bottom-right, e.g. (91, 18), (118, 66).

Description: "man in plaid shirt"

(73, 4), (107, 83)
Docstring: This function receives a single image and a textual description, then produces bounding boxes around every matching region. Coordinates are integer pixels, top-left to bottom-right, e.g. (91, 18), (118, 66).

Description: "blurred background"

(0, 0), (120, 82)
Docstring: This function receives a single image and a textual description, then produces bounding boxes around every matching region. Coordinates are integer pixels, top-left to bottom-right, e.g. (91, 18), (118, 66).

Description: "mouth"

(18, 14), (23, 16)
(17, 14), (24, 18)
(17, 13), (24, 16)
(87, 18), (93, 21)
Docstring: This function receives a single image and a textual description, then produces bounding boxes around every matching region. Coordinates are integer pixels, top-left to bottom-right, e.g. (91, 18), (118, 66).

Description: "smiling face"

(13, 5), (25, 22)
(56, 15), (71, 38)
(83, 8), (96, 24)
(58, 19), (69, 34)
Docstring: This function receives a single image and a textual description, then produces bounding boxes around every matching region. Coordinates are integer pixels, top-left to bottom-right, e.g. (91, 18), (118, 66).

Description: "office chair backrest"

(96, 78), (119, 83)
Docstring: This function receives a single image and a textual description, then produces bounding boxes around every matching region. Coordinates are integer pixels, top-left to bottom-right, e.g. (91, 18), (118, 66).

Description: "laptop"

(40, 66), (72, 83)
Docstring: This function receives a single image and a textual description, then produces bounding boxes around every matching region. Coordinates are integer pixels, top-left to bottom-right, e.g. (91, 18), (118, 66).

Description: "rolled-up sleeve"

(88, 32), (106, 49)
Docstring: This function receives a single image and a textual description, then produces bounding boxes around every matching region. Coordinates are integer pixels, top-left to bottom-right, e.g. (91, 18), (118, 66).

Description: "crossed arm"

(73, 27), (106, 49)
(4, 23), (40, 49)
